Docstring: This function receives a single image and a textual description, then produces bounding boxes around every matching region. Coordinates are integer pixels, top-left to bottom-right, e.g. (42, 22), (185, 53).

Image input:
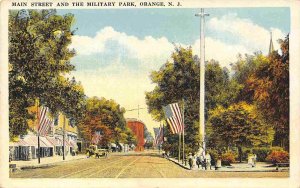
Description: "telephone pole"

(195, 8), (209, 156)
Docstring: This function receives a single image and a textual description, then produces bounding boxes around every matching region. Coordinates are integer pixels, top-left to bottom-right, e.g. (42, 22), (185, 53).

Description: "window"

(54, 115), (59, 126)
(70, 118), (76, 127)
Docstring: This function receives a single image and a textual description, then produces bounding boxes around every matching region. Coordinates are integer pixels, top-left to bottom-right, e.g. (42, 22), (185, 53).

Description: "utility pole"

(195, 8), (209, 157)
(63, 114), (66, 160)
(127, 105), (146, 119)
(182, 99), (185, 164)
(37, 99), (40, 164)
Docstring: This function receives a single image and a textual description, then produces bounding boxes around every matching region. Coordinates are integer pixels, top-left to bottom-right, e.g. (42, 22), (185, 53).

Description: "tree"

(246, 35), (289, 149)
(9, 9), (85, 139)
(78, 97), (135, 146)
(231, 35), (289, 149)
(208, 102), (274, 162)
(231, 53), (269, 103)
(146, 47), (200, 154)
(146, 46), (239, 155)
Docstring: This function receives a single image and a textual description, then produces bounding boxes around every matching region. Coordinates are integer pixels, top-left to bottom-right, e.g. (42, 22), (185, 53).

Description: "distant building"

(126, 118), (145, 152)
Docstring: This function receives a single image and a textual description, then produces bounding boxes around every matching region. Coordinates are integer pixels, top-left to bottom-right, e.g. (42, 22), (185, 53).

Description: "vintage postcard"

(0, 0), (300, 187)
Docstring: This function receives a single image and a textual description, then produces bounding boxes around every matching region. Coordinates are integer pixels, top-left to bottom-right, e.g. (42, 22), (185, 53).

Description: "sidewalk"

(166, 157), (285, 172)
(10, 154), (87, 170)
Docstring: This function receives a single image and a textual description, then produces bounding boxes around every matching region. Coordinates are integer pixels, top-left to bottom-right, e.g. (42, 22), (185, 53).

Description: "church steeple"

(269, 31), (274, 55)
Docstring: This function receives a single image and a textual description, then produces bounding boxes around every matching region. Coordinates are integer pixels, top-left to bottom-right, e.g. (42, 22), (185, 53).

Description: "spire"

(269, 31), (274, 55)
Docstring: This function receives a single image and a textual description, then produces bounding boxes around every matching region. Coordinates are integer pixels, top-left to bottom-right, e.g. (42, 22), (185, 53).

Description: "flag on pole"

(153, 127), (163, 146)
(163, 103), (184, 134)
(91, 131), (102, 144)
(38, 106), (53, 136)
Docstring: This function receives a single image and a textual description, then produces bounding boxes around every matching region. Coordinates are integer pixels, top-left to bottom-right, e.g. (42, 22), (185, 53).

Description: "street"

(10, 151), (288, 178)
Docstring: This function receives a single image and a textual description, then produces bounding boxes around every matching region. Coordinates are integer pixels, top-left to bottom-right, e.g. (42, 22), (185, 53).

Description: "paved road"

(10, 151), (288, 178)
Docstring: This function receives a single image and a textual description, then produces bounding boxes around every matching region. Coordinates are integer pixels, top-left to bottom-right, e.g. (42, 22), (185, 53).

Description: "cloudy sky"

(58, 8), (289, 137)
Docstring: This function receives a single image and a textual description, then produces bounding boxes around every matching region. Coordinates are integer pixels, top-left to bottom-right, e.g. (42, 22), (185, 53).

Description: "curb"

(18, 156), (86, 170)
(165, 157), (283, 172)
(166, 157), (190, 170)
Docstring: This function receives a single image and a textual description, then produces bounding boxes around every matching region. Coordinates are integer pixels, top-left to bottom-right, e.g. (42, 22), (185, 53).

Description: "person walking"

(188, 153), (193, 170)
(205, 153), (211, 170)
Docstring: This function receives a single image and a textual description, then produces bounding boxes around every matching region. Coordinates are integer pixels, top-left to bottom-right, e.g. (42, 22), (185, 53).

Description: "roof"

(126, 118), (146, 125)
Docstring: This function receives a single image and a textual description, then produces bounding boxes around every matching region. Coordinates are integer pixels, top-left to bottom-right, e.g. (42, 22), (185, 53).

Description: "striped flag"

(163, 103), (183, 134)
(91, 131), (102, 144)
(38, 106), (53, 136)
(154, 126), (163, 146)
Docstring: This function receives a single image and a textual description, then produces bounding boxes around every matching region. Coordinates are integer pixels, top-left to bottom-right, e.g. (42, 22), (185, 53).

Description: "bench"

(9, 164), (17, 172)
(276, 163), (289, 171)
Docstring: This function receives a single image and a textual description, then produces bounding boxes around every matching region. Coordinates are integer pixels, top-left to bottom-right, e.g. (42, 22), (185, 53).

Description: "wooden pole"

(36, 99), (41, 164)
(196, 8), (209, 156)
(178, 133), (181, 163)
(63, 114), (66, 160)
(182, 99), (185, 164)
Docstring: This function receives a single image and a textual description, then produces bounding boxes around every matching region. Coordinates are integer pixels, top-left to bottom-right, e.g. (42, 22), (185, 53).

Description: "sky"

(57, 8), (290, 137)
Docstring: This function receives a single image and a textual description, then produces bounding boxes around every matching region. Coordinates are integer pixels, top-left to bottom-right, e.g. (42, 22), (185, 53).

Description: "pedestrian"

(200, 154), (205, 169)
(205, 153), (211, 170)
(196, 155), (201, 168)
(253, 154), (257, 166)
(192, 153), (197, 169)
(105, 150), (108, 158)
(248, 154), (254, 167)
(188, 153), (193, 170)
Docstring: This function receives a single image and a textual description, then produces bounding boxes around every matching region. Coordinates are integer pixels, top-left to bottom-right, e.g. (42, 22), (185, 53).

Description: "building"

(126, 118), (145, 152)
(9, 105), (80, 161)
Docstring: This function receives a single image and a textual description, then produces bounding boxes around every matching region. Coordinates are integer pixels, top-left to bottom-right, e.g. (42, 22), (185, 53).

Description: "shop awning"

(10, 135), (54, 147)
(46, 136), (61, 146)
(23, 136), (38, 147)
(56, 138), (71, 147)
(40, 137), (54, 147)
(9, 139), (28, 146)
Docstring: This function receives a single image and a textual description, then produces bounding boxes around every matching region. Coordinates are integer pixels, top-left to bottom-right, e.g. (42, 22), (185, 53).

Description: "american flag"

(154, 126), (163, 146)
(163, 103), (183, 134)
(91, 131), (102, 144)
(38, 106), (53, 136)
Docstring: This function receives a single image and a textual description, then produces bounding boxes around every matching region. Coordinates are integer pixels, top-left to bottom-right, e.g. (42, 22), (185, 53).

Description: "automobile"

(87, 145), (108, 158)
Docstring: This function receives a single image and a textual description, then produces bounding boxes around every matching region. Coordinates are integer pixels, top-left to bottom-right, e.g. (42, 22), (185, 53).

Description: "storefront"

(9, 135), (54, 161)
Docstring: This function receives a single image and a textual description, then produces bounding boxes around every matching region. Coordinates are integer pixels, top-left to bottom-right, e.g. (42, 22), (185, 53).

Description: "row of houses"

(9, 108), (148, 161)
(9, 110), (82, 161)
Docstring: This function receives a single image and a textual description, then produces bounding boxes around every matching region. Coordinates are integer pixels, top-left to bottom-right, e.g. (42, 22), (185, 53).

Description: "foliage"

(221, 151), (237, 165)
(146, 47), (200, 154)
(252, 147), (272, 162)
(246, 36), (289, 149)
(231, 35), (289, 149)
(78, 97), (136, 146)
(266, 150), (289, 164)
(9, 9), (85, 139)
(206, 148), (220, 165)
(270, 146), (285, 152)
(144, 140), (154, 149)
(208, 102), (274, 162)
(146, 46), (239, 155)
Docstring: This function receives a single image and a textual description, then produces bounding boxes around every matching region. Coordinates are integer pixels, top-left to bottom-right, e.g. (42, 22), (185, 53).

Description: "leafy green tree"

(146, 47), (200, 154)
(231, 53), (269, 103)
(9, 9), (85, 139)
(208, 102), (274, 162)
(146, 47), (239, 155)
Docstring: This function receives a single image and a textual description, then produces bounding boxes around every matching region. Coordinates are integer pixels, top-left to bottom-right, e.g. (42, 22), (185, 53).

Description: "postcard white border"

(1, 0), (299, 187)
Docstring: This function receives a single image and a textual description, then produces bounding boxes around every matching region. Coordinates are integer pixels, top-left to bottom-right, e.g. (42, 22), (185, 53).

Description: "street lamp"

(195, 8), (209, 157)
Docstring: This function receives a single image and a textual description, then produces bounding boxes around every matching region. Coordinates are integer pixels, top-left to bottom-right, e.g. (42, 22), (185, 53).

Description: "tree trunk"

(238, 146), (242, 163)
